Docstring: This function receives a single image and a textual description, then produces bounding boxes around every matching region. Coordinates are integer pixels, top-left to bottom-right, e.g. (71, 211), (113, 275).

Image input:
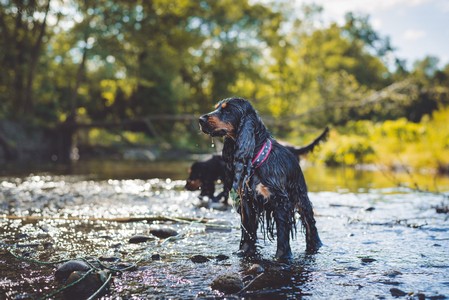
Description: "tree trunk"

(23, 0), (51, 115)
(0, 133), (17, 161)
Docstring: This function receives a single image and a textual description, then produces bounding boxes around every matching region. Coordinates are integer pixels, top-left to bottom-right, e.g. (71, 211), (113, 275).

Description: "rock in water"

(128, 235), (153, 244)
(54, 260), (90, 282)
(390, 288), (407, 297)
(149, 228), (178, 239)
(63, 270), (110, 300)
(245, 264), (264, 275)
(215, 254), (229, 261)
(190, 255), (210, 263)
(211, 273), (244, 294)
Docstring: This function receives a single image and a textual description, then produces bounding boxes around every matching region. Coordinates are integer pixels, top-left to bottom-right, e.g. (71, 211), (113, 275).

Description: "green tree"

(0, 0), (52, 118)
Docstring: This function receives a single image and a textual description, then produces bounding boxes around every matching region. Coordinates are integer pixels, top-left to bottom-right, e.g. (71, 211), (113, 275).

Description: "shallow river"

(1, 161), (449, 299)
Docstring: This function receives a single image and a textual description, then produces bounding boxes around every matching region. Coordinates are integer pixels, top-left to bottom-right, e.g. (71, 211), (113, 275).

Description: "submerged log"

(1, 215), (211, 224)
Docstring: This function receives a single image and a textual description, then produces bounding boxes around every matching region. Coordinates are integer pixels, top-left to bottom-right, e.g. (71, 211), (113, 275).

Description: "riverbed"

(1, 161), (448, 299)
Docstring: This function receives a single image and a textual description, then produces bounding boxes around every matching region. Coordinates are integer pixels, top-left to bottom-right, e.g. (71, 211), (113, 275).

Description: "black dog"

(185, 155), (226, 201)
(199, 97), (321, 259)
(185, 127), (329, 201)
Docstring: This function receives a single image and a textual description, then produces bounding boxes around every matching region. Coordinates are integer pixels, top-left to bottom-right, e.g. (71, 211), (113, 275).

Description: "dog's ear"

(233, 113), (256, 191)
(235, 114), (256, 158)
(222, 137), (235, 202)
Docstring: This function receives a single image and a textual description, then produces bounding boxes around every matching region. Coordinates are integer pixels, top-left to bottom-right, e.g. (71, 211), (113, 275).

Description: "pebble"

(416, 293), (426, 300)
(390, 288), (407, 297)
(150, 228), (178, 239)
(54, 260), (91, 282)
(190, 255), (210, 263)
(99, 256), (120, 262)
(152, 254), (161, 261)
(63, 270), (109, 300)
(211, 273), (244, 294)
(42, 242), (53, 249)
(361, 257), (377, 263)
(215, 254), (229, 261)
(245, 263), (264, 275)
(383, 270), (402, 278)
(128, 235), (153, 244)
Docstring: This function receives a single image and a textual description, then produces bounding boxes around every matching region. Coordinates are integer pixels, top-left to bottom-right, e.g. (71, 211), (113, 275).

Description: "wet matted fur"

(199, 97), (322, 259)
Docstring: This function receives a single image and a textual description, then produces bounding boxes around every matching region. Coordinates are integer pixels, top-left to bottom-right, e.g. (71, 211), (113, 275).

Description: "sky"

(294, 0), (449, 69)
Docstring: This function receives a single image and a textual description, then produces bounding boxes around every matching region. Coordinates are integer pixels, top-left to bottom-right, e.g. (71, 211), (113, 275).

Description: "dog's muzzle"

(199, 114), (213, 135)
(199, 114), (227, 137)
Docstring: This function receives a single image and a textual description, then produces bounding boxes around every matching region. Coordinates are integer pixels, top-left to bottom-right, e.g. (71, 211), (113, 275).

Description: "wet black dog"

(185, 127), (329, 202)
(199, 97), (322, 259)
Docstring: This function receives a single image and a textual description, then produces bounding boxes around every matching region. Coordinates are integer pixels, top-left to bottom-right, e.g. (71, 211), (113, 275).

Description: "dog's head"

(199, 98), (254, 139)
(185, 162), (205, 191)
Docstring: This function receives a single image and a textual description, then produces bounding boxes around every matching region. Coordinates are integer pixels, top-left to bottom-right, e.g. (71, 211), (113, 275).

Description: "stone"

(190, 255), (209, 263)
(390, 288), (407, 297)
(128, 235), (153, 244)
(63, 270), (110, 300)
(149, 228), (178, 239)
(245, 264), (264, 275)
(54, 260), (90, 282)
(211, 273), (244, 294)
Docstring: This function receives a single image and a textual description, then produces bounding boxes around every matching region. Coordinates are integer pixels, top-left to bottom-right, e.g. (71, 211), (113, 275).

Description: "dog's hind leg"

(273, 196), (294, 260)
(297, 192), (322, 254)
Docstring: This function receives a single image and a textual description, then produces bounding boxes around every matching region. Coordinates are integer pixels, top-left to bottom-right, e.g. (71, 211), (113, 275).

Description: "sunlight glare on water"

(0, 166), (448, 299)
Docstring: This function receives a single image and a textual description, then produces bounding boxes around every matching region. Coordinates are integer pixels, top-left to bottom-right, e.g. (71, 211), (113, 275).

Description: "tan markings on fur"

(185, 179), (202, 190)
(256, 183), (271, 199)
(207, 116), (235, 137)
(221, 102), (227, 108)
(215, 103), (219, 109)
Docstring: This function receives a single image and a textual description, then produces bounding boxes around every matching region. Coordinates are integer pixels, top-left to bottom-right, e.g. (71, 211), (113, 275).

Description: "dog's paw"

(235, 242), (257, 257)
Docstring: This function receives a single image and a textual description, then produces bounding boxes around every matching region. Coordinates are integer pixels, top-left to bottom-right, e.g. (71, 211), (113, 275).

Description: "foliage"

(314, 132), (375, 166)
(0, 0), (448, 171)
(310, 108), (449, 173)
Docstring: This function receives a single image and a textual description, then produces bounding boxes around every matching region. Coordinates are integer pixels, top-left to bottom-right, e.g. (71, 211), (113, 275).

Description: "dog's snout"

(199, 114), (209, 126)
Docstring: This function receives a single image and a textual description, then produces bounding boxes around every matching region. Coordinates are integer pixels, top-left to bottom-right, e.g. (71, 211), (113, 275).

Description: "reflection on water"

(0, 161), (448, 299)
(5, 159), (449, 192)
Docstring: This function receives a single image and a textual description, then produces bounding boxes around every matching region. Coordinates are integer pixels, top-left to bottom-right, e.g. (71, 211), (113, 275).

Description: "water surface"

(0, 162), (448, 299)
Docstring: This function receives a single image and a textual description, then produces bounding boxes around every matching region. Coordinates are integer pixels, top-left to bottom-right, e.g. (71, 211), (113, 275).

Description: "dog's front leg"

(237, 197), (258, 257)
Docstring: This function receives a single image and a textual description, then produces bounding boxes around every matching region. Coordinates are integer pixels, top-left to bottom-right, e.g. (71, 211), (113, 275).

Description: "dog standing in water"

(199, 97), (321, 259)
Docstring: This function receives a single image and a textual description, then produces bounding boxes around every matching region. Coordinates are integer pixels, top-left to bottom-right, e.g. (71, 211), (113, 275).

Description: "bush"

(316, 133), (374, 166)
(309, 107), (449, 174)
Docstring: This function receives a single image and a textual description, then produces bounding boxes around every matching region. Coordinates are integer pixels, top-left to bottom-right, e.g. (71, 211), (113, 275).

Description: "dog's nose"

(199, 114), (208, 126)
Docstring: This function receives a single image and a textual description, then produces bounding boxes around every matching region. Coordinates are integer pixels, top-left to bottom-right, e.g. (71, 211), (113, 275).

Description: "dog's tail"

(290, 126), (329, 157)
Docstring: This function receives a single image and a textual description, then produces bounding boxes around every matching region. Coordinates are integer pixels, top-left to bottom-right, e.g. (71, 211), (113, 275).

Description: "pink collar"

(252, 138), (272, 168)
